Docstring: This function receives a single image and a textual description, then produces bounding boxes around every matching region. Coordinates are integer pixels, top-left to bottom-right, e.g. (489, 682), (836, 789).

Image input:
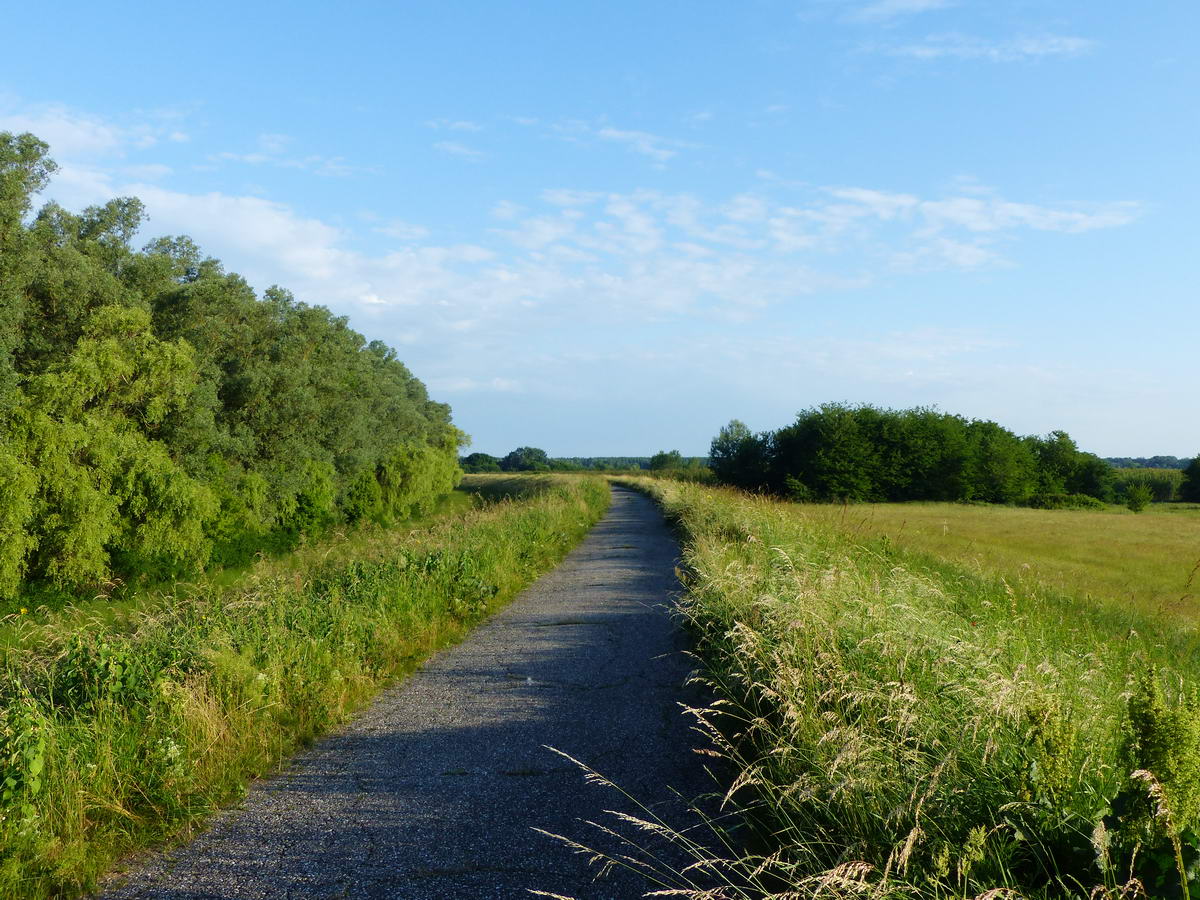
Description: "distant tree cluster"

(460, 448), (550, 472)
(460, 449), (710, 475)
(0, 133), (463, 598)
(1104, 455), (1189, 470)
(710, 403), (1118, 506)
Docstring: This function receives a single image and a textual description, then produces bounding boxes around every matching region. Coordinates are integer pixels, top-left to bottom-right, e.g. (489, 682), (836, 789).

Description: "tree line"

(0, 133), (463, 599)
(460, 448), (709, 474)
(710, 403), (1200, 506)
(1104, 455), (1189, 470)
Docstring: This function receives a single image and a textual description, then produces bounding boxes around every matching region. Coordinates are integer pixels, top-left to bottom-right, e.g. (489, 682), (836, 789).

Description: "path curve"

(99, 486), (709, 899)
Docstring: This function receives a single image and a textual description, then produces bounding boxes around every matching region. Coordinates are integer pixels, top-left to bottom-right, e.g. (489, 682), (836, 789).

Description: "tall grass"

(615, 478), (1200, 899)
(0, 475), (609, 897)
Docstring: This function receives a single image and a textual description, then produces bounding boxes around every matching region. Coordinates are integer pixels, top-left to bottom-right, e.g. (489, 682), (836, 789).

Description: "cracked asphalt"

(98, 486), (712, 899)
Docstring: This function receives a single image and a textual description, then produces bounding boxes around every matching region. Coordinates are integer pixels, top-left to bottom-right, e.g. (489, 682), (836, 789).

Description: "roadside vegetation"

(1, 132), (463, 610)
(615, 477), (1200, 898)
(0, 472), (608, 896)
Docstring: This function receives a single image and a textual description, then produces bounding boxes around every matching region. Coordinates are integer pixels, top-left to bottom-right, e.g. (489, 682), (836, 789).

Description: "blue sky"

(4, 1), (1196, 456)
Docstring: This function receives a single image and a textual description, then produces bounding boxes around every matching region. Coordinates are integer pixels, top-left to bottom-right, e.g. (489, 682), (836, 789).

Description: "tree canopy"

(0, 132), (464, 598)
(710, 403), (1116, 506)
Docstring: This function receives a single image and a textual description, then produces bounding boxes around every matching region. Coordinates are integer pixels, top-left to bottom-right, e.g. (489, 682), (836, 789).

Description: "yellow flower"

(19, 608), (28, 615)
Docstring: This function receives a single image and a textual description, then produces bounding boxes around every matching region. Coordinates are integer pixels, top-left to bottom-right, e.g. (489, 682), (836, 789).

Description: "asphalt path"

(99, 486), (712, 899)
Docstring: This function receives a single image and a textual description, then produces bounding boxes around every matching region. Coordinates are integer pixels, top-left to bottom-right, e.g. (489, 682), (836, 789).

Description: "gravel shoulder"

(98, 486), (711, 899)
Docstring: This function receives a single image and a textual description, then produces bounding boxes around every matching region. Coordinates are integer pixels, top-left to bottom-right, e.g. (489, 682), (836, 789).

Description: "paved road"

(99, 487), (711, 899)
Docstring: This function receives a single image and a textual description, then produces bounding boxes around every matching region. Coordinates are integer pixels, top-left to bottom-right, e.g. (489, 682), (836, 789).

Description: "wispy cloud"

(433, 140), (485, 161)
(547, 120), (695, 165)
(6, 97), (1141, 422)
(595, 127), (688, 162)
(211, 133), (362, 176)
(886, 33), (1096, 61)
(426, 118), (482, 132)
(0, 102), (186, 156)
(374, 219), (431, 241)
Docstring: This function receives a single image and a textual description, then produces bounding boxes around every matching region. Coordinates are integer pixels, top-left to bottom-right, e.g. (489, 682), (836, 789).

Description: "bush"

(1127, 483), (1153, 513)
(1028, 492), (1107, 510)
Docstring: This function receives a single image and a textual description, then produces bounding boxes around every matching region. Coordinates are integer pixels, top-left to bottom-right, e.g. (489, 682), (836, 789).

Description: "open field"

(801, 501), (1200, 622)
(616, 477), (1200, 898)
(0, 476), (609, 897)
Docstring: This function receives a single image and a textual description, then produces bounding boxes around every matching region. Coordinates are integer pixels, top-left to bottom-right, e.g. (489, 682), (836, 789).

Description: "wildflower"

(19, 608), (27, 616)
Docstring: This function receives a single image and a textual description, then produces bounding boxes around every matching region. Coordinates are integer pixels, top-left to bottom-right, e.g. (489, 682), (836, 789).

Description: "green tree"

(500, 447), (550, 471)
(0, 133), (57, 410)
(648, 449), (684, 470)
(772, 404), (880, 501)
(1182, 456), (1200, 503)
(0, 132), (466, 596)
(709, 420), (770, 489)
(461, 452), (501, 473)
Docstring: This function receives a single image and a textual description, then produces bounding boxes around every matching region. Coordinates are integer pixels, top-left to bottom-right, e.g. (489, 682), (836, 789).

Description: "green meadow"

(801, 500), (1200, 622)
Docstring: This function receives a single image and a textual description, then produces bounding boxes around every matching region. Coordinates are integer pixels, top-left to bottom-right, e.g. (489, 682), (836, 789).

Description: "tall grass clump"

(616, 478), (1200, 898)
(0, 475), (609, 897)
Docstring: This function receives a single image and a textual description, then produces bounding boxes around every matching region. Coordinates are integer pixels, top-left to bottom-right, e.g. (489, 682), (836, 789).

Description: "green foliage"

(1107, 669), (1200, 897)
(0, 131), (464, 599)
(0, 475), (609, 895)
(619, 478), (1200, 898)
(1181, 456), (1200, 503)
(1028, 492), (1108, 510)
(648, 449), (684, 470)
(712, 403), (1115, 507)
(1114, 468), (1183, 504)
(460, 452), (501, 473)
(1107, 456), (1189, 470)
(499, 446), (550, 471)
(709, 419), (771, 490)
(1126, 483), (1153, 513)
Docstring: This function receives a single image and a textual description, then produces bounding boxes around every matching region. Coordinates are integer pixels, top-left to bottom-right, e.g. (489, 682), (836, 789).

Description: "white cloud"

(375, 219), (431, 241)
(827, 187), (918, 220)
(888, 33), (1097, 61)
(918, 196), (1137, 233)
(541, 189), (603, 207)
(257, 133), (291, 154)
(10, 98), (1139, 411)
(433, 140), (484, 161)
(0, 102), (197, 160)
(426, 119), (482, 132)
(595, 127), (685, 162)
(433, 376), (522, 393)
(211, 133), (361, 177)
(0, 105), (123, 156)
(724, 194), (770, 223)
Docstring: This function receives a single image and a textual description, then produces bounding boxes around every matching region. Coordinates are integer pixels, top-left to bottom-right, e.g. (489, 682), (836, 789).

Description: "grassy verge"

(614, 477), (1200, 899)
(0, 475), (609, 897)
